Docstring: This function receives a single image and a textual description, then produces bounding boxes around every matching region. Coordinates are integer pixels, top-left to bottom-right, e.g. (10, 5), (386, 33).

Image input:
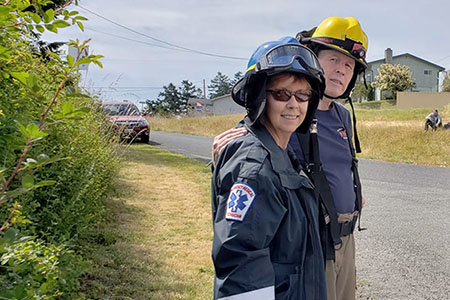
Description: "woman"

(211, 37), (327, 300)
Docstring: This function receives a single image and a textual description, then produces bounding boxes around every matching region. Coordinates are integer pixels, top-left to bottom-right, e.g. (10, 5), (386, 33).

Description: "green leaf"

(15, 121), (29, 139)
(21, 174), (34, 188)
(31, 13), (41, 24)
(45, 24), (57, 33)
(2, 188), (30, 201)
(23, 16), (32, 23)
(43, 9), (55, 23)
(27, 123), (48, 140)
(37, 154), (49, 161)
(62, 101), (74, 115)
(35, 25), (45, 33)
(34, 180), (56, 188)
(48, 52), (62, 62)
(10, 72), (29, 85)
(53, 20), (70, 28)
(74, 16), (88, 21)
(69, 11), (79, 16)
(74, 57), (91, 67)
(0, 228), (20, 244)
(16, 0), (31, 10)
(76, 21), (84, 31)
(66, 54), (74, 67)
(26, 73), (38, 89)
(93, 60), (103, 68)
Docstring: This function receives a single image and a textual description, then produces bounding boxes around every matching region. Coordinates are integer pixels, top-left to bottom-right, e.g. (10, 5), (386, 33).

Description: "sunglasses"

(266, 88), (313, 103)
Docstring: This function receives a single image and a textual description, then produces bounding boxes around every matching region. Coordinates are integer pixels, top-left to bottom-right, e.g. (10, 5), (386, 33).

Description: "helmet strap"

(348, 96), (361, 153)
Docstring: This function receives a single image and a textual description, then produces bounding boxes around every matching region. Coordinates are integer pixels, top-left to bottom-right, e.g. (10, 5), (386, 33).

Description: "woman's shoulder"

(217, 134), (272, 180)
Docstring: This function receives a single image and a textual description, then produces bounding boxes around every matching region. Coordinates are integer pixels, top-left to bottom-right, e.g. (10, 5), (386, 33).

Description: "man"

(424, 109), (442, 131)
(212, 16), (368, 300)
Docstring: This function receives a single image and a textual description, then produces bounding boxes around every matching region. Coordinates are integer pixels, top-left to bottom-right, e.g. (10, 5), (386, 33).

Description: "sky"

(42, 0), (450, 107)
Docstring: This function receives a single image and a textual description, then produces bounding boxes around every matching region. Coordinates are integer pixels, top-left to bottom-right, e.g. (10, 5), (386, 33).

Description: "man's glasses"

(266, 89), (313, 103)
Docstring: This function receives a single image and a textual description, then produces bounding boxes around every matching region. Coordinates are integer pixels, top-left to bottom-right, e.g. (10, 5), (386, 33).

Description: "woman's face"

(262, 73), (311, 146)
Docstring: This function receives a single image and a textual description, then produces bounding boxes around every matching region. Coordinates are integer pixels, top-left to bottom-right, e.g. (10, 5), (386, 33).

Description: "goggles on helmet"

(314, 36), (366, 61)
(252, 43), (322, 76)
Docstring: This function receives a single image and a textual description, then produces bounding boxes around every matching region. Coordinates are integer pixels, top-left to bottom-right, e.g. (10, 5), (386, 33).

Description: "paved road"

(150, 130), (450, 300)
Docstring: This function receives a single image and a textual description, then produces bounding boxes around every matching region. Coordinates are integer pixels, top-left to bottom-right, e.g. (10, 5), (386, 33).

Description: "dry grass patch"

(83, 145), (214, 300)
(149, 114), (245, 136)
(357, 122), (450, 167)
(148, 104), (450, 167)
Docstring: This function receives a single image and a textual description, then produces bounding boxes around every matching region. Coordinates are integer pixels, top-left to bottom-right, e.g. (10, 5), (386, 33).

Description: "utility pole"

(203, 79), (206, 99)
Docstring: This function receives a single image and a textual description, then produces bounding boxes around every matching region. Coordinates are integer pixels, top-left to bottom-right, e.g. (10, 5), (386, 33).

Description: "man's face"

(318, 49), (355, 98)
(433, 111), (438, 116)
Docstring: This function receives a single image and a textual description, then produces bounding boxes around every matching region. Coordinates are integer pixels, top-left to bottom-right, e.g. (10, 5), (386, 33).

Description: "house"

(362, 48), (446, 100)
(187, 97), (213, 115)
(210, 94), (246, 116)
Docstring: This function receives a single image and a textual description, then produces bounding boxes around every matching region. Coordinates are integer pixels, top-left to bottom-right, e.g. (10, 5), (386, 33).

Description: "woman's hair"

(266, 72), (308, 87)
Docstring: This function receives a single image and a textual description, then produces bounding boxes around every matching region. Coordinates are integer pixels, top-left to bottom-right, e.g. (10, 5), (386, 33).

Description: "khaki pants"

(325, 213), (357, 300)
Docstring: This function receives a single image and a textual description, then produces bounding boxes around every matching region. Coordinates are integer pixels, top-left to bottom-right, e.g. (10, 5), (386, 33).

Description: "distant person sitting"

(424, 109), (442, 131)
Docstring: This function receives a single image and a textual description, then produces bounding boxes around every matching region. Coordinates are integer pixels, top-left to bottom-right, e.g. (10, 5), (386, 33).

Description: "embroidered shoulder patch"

(226, 182), (256, 222)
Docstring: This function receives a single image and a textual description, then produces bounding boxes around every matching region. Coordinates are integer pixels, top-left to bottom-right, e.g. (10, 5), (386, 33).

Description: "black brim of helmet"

(231, 77), (246, 106)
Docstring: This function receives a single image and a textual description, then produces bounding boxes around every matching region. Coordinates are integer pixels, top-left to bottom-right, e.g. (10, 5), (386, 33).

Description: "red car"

(102, 101), (150, 143)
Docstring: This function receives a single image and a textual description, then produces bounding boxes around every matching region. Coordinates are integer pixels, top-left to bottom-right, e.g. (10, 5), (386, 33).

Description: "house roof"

(187, 97), (212, 106)
(368, 53), (445, 71)
(210, 93), (232, 102)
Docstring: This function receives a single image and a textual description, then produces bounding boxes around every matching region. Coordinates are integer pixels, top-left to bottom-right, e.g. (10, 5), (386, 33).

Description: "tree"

(179, 80), (202, 103)
(442, 73), (450, 92)
(371, 64), (415, 99)
(157, 83), (182, 113)
(351, 82), (372, 102)
(208, 72), (232, 99)
(231, 71), (244, 86)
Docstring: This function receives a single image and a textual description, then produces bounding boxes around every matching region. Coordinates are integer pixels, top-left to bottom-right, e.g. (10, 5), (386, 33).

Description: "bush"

(0, 1), (119, 298)
(0, 229), (87, 300)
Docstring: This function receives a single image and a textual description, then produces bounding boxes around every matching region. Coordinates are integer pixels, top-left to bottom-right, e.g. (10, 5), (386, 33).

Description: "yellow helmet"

(300, 16), (368, 69)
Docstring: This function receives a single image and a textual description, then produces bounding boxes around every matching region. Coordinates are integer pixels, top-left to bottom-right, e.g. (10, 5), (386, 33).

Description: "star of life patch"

(225, 182), (256, 222)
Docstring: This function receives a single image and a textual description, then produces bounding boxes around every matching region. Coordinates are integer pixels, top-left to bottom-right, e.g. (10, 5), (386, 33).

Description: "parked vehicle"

(102, 101), (150, 143)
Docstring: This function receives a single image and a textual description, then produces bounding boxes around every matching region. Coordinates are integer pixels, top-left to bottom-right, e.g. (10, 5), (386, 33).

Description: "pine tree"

(231, 71), (244, 86)
(179, 80), (202, 103)
(208, 72), (232, 99)
(157, 83), (182, 113)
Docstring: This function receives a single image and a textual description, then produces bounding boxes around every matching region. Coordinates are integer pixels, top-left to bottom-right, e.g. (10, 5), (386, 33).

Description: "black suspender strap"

(303, 120), (342, 247)
(333, 103), (366, 231)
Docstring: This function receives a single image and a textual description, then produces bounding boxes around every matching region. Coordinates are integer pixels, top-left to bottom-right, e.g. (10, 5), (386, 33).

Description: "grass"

(82, 145), (378, 299)
(82, 145), (214, 300)
(148, 102), (450, 167)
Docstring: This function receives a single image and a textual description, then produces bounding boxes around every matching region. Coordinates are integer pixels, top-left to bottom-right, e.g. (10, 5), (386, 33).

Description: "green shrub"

(0, 229), (87, 300)
(0, 1), (119, 298)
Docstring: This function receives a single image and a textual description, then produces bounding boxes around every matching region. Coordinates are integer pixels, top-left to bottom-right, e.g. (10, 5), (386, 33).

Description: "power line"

(436, 54), (450, 63)
(90, 86), (164, 89)
(77, 5), (247, 61)
(85, 26), (191, 53)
